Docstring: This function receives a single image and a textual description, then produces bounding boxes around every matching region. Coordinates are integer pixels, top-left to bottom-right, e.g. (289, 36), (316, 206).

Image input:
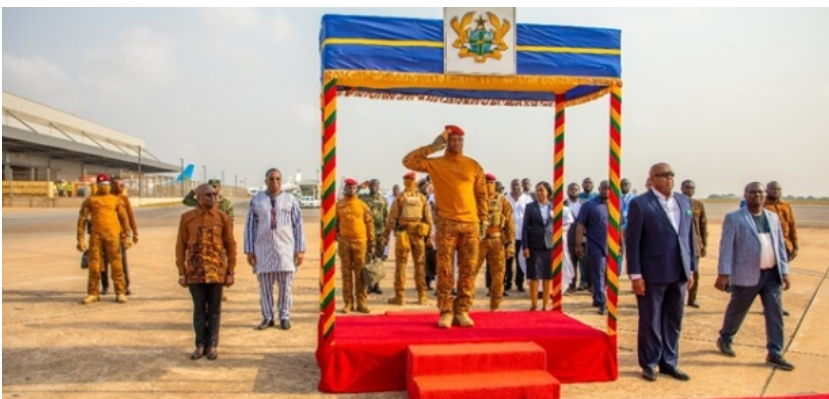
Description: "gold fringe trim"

(324, 70), (621, 93)
(341, 87), (612, 108)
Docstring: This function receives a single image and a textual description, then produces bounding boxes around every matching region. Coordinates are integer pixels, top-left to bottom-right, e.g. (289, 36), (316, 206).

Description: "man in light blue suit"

(625, 163), (696, 382)
(715, 182), (794, 371)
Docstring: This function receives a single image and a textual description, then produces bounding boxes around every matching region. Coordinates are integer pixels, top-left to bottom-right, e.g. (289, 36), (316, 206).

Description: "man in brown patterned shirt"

(681, 180), (707, 308)
(764, 181), (798, 317)
(176, 184), (236, 361)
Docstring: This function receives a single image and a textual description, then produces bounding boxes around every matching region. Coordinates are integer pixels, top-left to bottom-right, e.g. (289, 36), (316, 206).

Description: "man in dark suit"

(625, 163), (696, 382)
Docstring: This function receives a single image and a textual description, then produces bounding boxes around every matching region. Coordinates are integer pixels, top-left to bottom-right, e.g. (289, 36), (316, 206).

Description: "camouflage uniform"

(359, 191), (388, 292)
(403, 130), (487, 326)
(336, 196), (375, 313)
(472, 193), (515, 311)
(382, 187), (433, 304)
(77, 193), (131, 298)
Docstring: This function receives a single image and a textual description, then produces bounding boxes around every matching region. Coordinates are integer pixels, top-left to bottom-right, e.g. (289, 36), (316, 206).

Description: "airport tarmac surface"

(3, 201), (828, 398)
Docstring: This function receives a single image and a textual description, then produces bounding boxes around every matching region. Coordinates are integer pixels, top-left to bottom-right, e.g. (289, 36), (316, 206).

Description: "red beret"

(403, 172), (416, 180)
(344, 178), (358, 185)
(96, 173), (111, 183)
(485, 173), (497, 182)
(445, 125), (465, 136)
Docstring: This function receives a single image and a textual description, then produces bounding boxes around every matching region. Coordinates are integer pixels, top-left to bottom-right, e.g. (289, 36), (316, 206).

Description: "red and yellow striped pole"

(319, 78), (338, 350)
(606, 83), (622, 336)
(551, 93), (565, 312)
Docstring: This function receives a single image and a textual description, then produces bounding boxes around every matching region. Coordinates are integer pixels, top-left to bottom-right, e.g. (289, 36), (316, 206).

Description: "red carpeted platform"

(316, 310), (616, 393)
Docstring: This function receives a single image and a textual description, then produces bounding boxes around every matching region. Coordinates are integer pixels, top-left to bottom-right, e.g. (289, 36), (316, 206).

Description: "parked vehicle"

(299, 196), (320, 208)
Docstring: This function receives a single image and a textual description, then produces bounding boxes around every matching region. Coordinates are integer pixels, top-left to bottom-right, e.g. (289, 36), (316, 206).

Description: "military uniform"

(403, 125), (487, 328)
(102, 192), (137, 295)
(472, 175), (515, 311)
(382, 174), (433, 305)
(360, 190), (389, 293)
(336, 184), (375, 313)
(76, 175), (132, 303)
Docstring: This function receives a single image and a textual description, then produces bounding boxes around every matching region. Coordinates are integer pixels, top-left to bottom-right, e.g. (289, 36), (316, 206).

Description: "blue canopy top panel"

(320, 14), (621, 106)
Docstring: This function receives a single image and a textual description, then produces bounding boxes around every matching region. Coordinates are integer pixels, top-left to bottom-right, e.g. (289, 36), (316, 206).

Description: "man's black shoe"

(766, 355), (795, 371)
(717, 338), (736, 357)
(517, 286), (525, 293)
(783, 309), (790, 317)
(280, 319), (291, 330)
(597, 306), (606, 315)
(659, 367), (690, 381)
(256, 319), (275, 330)
(503, 291), (509, 297)
(641, 368), (657, 382)
(687, 301), (700, 308)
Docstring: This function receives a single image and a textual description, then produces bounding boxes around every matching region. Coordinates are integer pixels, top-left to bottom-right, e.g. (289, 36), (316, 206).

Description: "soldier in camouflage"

(472, 173), (515, 311)
(359, 179), (389, 295)
(381, 172), (434, 306)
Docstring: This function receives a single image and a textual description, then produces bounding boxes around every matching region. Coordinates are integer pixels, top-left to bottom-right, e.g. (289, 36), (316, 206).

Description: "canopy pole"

(606, 83), (622, 337)
(319, 78), (338, 351)
(551, 93), (565, 312)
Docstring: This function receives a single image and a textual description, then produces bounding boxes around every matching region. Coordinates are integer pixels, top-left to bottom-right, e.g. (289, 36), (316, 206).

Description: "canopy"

(320, 14), (622, 106)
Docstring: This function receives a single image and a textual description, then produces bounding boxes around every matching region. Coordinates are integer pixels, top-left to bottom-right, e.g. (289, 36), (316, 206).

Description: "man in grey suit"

(715, 182), (794, 371)
(626, 163), (696, 382)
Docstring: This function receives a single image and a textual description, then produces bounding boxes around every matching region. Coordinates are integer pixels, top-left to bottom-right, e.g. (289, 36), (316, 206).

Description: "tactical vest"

(399, 192), (424, 222)
(487, 196), (505, 229)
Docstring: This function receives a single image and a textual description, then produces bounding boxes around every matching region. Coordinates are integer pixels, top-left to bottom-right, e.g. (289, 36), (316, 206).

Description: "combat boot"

(387, 296), (404, 305)
(116, 294), (128, 304)
(341, 302), (353, 314)
(438, 313), (453, 329)
(418, 293), (429, 305)
(80, 295), (99, 305)
(355, 306), (371, 314)
(454, 312), (475, 328)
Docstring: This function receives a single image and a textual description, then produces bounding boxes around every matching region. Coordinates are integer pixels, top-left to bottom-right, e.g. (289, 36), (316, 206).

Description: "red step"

(407, 342), (547, 377)
(406, 342), (559, 399)
(410, 370), (560, 399)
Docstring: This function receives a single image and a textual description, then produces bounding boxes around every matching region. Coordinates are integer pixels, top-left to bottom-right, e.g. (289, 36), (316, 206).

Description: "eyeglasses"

(655, 172), (675, 178)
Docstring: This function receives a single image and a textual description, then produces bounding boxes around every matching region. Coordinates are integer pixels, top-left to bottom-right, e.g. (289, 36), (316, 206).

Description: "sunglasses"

(655, 172), (675, 178)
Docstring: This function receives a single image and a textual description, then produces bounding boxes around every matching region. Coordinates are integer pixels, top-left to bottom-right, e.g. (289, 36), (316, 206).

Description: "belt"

(485, 232), (502, 239)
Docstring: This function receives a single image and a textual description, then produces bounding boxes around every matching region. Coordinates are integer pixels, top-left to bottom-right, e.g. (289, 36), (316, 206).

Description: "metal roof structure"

(2, 91), (177, 174)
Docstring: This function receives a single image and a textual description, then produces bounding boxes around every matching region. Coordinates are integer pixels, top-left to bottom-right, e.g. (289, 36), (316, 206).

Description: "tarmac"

(2, 201), (828, 398)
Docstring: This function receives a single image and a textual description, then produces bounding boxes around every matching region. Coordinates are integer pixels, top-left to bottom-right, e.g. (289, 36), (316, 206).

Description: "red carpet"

(316, 310), (616, 393)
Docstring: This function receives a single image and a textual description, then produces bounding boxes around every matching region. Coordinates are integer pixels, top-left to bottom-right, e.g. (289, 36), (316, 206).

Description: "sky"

(3, 7), (829, 197)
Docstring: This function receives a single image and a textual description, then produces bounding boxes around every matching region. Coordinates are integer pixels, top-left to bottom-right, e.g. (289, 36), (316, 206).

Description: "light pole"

(202, 165), (207, 183)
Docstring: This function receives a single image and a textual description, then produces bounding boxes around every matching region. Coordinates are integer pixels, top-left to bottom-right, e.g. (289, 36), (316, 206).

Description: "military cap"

(344, 178), (358, 185)
(96, 173), (111, 184)
(403, 172), (416, 180)
(207, 179), (222, 186)
(485, 173), (497, 182)
(444, 125), (465, 136)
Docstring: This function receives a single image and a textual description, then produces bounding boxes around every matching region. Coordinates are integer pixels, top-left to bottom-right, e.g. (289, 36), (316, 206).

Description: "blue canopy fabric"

(320, 14), (622, 107)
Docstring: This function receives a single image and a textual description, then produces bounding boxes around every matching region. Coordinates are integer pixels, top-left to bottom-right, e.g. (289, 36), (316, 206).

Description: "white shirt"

(652, 188), (680, 232)
(565, 198), (583, 219)
(506, 192), (533, 236)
